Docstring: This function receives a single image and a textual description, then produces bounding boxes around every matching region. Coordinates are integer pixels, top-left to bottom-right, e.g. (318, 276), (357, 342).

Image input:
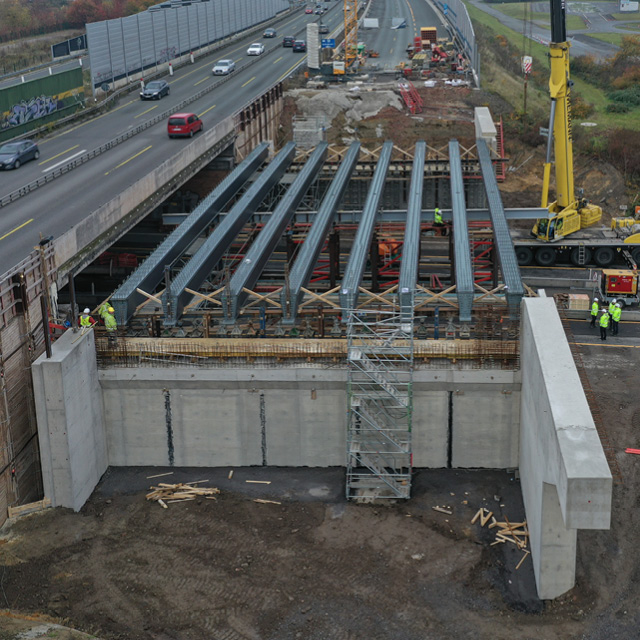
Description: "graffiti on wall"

(0, 94), (60, 131)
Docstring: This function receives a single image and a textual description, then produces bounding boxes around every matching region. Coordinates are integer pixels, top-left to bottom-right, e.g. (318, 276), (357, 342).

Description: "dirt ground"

(0, 396), (634, 640)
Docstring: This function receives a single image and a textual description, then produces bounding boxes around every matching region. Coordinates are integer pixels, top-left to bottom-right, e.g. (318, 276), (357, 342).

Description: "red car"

(167, 112), (203, 138)
(305, 6), (313, 13)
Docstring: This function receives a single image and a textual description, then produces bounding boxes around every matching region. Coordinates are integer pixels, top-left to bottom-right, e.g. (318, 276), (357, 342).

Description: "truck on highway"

(510, 218), (640, 267)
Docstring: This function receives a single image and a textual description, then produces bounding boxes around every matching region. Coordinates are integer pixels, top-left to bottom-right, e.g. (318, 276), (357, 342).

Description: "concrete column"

(32, 329), (108, 511)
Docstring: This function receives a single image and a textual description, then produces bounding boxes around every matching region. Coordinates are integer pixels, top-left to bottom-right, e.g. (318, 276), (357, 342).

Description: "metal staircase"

(346, 310), (414, 500)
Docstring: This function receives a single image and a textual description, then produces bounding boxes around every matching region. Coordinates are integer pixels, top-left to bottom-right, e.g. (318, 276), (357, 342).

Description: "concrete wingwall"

(519, 297), (612, 600)
(32, 329), (108, 511)
(99, 367), (520, 470)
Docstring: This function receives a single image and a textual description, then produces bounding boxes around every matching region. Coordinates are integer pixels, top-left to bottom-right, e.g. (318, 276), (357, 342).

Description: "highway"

(357, 0), (446, 71)
(0, 3), (344, 276)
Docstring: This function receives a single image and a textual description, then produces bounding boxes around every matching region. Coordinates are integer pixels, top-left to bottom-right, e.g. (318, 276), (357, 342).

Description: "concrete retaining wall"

(99, 367), (520, 469)
(520, 297), (612, 599)
(32, 329), (108, 511)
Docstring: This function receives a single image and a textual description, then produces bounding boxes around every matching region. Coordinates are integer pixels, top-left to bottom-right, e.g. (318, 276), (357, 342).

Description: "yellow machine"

(344, 0), (358, 68)
(532, 0), (602, 242)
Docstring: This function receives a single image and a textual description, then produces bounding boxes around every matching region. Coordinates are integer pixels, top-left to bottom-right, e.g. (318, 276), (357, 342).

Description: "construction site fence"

(95, 335), (520, 370)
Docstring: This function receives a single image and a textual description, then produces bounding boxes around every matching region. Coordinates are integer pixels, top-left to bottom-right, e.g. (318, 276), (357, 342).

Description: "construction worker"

(599, 309), (610, 341)
(98, 301), (112, 323)
(434, 207), (443, 225)
(590, 297), (599, 328)
(611, 302), (622, 336)
(609, 299), (617, 315)
(104, 307), (118, 346)
(79, 308), (95, 328)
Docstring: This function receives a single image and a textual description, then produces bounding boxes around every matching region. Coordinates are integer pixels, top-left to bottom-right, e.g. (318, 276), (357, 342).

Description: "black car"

(318, 23), (329, 34)
(140, 80), (170, 100)
(292, 39), (307, 52)
(282, 35), (295, 47)
(0, 140), (39, 170)
(263, 28), (277, 38)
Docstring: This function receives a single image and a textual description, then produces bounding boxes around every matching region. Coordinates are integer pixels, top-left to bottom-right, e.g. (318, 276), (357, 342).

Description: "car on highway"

(315, 7), (325, 14)
(246, 42), (265, 56)
(263, 28), (277, 38)
(292, 39), (307, 52)
(0, 140), (39, 170)
(318, 23), (329, 34)
(212, 59), (236, 75)
(140, 80), (170, 100)
(282, 35), (295, 47)
(167, 113), (203, 138)
(305, 6), (313, 13)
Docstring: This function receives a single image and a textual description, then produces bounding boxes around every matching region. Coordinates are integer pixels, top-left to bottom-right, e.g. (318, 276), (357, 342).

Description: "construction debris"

(146, 482), (221, 505)
(228, 470), (234, 479)
(254, 499), (281, 505)
(146, 471), (174, 479)
(246, 480), (271, 484)
(625, 448), (640, 455)
(432, 506), (453, 515)
(471, 508), (530, 553)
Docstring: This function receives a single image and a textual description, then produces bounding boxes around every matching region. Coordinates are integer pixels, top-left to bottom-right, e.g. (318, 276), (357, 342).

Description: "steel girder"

(339, 140), (393, 319)
(449, 140), (474, 323)
(476, 138), (524, 311)
(281, 142), (360, 324)
(163, 142), (297, 325)
(222, 143), (329, 322)
(399, 140), (425, 319)
(110, 142), (269, 325)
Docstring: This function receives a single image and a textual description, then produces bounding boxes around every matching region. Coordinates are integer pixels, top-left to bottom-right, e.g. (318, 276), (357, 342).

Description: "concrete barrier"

(520, 297), (612, 599)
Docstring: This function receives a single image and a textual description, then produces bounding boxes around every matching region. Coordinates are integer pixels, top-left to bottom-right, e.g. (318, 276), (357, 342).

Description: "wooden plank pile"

(471, 507), (531, 570)
(146, 482), (220, 508)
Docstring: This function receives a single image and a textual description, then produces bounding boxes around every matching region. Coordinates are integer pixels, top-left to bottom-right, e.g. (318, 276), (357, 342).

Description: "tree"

(66, 0), (105, 26)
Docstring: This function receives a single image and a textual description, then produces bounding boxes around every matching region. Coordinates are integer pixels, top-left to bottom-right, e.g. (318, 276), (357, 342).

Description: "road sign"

(444, 3), (448, 14)
(522, 55), (532, 75)
(321, 38), (336, 48)
(539, 127), (549, 137)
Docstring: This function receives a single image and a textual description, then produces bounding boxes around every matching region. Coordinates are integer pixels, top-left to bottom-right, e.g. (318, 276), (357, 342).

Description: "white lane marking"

(43, 149), (87, 172)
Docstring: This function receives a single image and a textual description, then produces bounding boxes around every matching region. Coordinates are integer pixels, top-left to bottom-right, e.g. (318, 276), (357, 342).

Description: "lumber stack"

(471, 507), (531, 569)
(146, 482), (220, 507)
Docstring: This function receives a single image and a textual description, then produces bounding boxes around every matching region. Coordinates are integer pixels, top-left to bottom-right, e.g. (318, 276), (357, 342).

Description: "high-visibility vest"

(600, 313), (610, 328)
(609, 302), (616, 314)
(80, 314), (92, 327)
(591, 302), (599, 316)
(612, 306), (622, 322)
(105, 314), (117, 331)
(434, 209), (443, 224)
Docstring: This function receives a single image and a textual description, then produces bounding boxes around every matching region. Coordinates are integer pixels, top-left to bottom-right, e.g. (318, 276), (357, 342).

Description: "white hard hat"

(617, 302), (622, 307)
(83, 308), (90, 313)
(613, 299), (617, 303)
(594, 297), (598, 301)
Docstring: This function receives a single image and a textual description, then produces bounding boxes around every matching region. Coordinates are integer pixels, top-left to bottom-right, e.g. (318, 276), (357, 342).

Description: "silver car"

(212, 59), (236, 75)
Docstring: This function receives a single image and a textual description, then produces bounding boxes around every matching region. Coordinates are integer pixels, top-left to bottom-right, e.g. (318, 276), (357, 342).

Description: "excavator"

(532, 0), (603, 242)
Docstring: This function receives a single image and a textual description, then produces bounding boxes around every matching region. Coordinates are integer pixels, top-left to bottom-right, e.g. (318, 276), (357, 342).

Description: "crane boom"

(534, 0), (602, 241)
(344, 0), (358, 67)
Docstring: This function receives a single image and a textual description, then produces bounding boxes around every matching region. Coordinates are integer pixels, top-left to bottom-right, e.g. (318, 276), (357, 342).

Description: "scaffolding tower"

(346, 309), (414, 501)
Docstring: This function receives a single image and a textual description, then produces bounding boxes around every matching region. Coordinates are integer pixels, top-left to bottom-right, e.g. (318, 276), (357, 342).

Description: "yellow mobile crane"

(510, 0), (640, 266)
(532, 0), (602, 242)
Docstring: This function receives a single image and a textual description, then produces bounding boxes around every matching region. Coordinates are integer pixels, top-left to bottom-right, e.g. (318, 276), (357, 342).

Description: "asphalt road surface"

(0, 5), (342, 276)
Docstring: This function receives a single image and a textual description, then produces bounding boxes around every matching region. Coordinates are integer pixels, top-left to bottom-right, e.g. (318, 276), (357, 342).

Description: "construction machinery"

(344, 0), (358, 67)
(509, 0), (640, 266)
(532, 0), (603, 242)
(597, 269), (639, 307)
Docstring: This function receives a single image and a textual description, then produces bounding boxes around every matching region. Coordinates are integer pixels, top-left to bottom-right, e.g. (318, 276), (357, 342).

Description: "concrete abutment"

(32, 298), (612, 600)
